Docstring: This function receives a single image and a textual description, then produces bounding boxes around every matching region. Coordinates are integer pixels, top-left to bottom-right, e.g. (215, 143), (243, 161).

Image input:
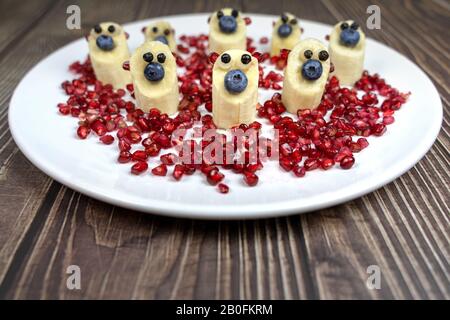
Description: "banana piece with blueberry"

(144, 21), (177, 52)
(129, 41), (179, 114)
(87, 22), (131, 89)
(208, 8), (247, 54)
(270, 12), (302, 56)
(329, 20), (366, 86)
(282, 39), (330, 113)
(212, 50), (259, 129)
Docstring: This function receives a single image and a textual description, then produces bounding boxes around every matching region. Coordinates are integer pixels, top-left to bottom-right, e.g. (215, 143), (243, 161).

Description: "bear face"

(282, 39), (330, 112)
(329, 20), (366, 85)
(130, 41), (179, 114)
(88, 22), (129, 60)
(87, 22), (130, 88)
(212, 49), (259, 128)
(144, 21), (176, 52)
(270, 12), (302, 56)
(209, 8), (247, 54)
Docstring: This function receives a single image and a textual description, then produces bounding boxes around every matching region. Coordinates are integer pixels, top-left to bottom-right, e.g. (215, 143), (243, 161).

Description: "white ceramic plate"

(8, 14), (442, 219)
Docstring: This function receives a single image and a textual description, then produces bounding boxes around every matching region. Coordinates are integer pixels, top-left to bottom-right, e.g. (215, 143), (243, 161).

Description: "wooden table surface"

(0, 0), (448, 300)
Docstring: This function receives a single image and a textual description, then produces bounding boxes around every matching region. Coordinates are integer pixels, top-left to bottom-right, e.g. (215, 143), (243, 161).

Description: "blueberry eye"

(231, 9), (239, 18)
(94, 25), (102, 33)
(217, 10), (224, 19)
(221, 53), (231, 63)
(350, 22), (359, 30)
(157, 53), (166, 63)
(108, 25), (115, 33)
(290, 19), (298, 25)
(304, 50), (313, 59)
(164, 29), (170, 36)
(319, 50), (329, 61)
(281, 14), (288, 23)
(340, 22), (349, 30)
(143, 52), (153, 63)
(241, 54), (251, 64)
(152, 27), (158, 33)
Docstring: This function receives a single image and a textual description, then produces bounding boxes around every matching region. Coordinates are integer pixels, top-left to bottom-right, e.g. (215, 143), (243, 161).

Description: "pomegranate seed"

(132, 150), (148, 162)
(118, 151), (131, 163)
(357, 138), (369, 149)
(122, 61), (130, 71)
(77, 126), (90, 139)
(100, 134), (114, 145)
(160, 153), (177, 165)
(259, 36), (269, 44)
(383, 116), (395, 125)
(58, 104), (71, 115)
(340, 156), (355, 169)
(152, 164), (168, 176)
(244, 17), (252, 25)
(280, 158), (294, 171)
(304, 159), (319, 171)
(244, 172), (259, 186)
(293, 165), (306, 177)
(131, 161), (148, 175)
(320, 158), (335, 170)
(207, 169), (225, 186)
(218, 183), (229, 194)
(173, 164), (185, 181)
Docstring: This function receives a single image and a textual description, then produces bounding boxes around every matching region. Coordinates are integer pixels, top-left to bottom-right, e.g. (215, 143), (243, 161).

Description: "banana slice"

(212, 50), (258, 129)
(329, 20), (366, 86)
(87, 22), (131, 89)
(282, 38), (330, 113)
(270, 12), (302, 56)
(209, 8), (247, 54)
(144, 21), (177, 52)
(130, 41), (179, 114)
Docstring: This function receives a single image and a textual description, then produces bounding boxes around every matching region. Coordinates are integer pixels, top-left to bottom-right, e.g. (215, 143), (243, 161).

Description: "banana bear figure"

(209, 8), (247, 54)
(270, 12), (302, 56)
(329, 20), (366, 86)
(144, 21), (177, 52)
(212, 50), (258, 129)
(282, 39), (330, 113)
(87, 22), (131, 89)
(130, 41), (179, 114)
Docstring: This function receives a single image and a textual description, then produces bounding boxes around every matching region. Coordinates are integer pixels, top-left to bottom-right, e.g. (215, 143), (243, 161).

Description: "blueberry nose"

(144, 62), (165, 82)
(301, 59), (323, 80)
(219, 16), (237, 34)
(96, 35), (115, 51)
(340, 29), (360, 47)
(154, 35), (169, 45)
(277, 23), (292, 38)
(224, 69), (248, 93)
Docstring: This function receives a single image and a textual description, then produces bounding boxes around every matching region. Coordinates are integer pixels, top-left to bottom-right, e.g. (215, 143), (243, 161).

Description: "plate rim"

(8, 13), (443, 220)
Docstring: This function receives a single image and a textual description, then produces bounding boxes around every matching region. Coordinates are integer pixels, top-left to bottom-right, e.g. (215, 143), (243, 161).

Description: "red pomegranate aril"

(280, 158), (294, 171)
(151, 164), (168, 176)
(217, 183), (229, 194)
(259, 36), (269, 44)
(118, 151), (131, 163)
(340, 156), (355, 169)
(91, 120), (107, 136)
(293, 165), (306, 177)
(173, 164), (185, 181)
(372, 123), (386, 136)
(383, 116), (395, 125)
(207, 169), (225, 185)
(146, 143), (161, 157)
(131, 161), (148, 175)
(304, 158), (319, 171)
(58, 104), (71, 115)
(244, 172), (259, 186)
(132, 150), (148, 161)
(320, 158), (335, 170)
(357, 137), (369, 149)
(77, 126), (90, 139)
(100, 134), (114, 145)
(160, 153), (177, 165)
